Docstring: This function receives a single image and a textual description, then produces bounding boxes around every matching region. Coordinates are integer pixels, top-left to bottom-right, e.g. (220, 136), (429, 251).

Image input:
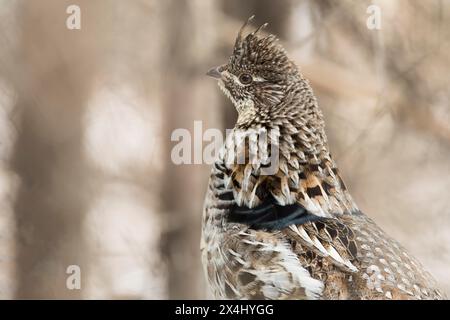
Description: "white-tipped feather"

(291, 225), (314, 246)
(327, 245), (358, 272)
(311, 236), (329, 256)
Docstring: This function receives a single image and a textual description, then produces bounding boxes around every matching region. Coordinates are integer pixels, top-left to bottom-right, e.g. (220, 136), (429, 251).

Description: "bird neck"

(278, 117), (359, 217)
(226, 77), (358, 217)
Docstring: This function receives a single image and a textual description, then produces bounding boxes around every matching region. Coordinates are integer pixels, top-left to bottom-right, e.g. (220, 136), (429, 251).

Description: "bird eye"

(239, 73), (253, 85)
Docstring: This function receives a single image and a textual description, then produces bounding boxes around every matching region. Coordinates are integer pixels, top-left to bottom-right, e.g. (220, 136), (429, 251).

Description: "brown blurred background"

(0, 0), (449, 299)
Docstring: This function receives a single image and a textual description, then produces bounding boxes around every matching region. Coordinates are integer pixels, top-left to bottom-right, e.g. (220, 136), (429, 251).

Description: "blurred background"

(0, 0), (449, 299)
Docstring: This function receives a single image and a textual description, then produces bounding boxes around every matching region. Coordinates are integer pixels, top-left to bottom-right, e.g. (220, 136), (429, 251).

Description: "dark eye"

(239, 73), (253, 85)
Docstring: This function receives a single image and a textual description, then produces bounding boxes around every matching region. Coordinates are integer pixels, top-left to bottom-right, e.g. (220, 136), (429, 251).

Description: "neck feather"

(222, 77), (358, 218)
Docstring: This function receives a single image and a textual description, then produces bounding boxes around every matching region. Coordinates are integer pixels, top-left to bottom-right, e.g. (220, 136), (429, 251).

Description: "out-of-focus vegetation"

(0, 0), (449, 298)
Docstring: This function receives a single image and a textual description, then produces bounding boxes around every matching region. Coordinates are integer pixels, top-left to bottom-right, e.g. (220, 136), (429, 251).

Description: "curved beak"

(206, 65), (223, 79)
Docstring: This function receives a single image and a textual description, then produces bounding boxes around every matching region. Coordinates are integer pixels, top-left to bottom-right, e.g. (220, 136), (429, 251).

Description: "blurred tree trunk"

(160, 0), (221, 299)
(0, 0), (19, 299)
(78, 1), (169, 299)
(9, 0), (99, 298)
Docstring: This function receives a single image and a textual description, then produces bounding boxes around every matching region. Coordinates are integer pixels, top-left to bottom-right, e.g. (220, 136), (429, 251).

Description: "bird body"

(201, 17), (445, 300)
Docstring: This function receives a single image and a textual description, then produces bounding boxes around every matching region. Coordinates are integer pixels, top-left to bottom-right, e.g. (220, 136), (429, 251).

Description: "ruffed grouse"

(201, 16), (445, 300)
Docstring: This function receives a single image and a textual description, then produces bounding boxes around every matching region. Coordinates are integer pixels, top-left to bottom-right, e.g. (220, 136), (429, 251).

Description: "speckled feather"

(201, 17), (445, 300)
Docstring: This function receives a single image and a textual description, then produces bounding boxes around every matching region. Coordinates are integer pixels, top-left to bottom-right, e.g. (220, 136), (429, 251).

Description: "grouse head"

(207, 16), (303, 127)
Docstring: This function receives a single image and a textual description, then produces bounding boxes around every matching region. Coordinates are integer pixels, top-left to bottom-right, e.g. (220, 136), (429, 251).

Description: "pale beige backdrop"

(0, 0), (449, 299)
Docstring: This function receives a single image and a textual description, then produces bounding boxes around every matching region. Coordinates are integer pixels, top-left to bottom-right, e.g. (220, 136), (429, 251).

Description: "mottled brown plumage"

(201, 16), (445, 300)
